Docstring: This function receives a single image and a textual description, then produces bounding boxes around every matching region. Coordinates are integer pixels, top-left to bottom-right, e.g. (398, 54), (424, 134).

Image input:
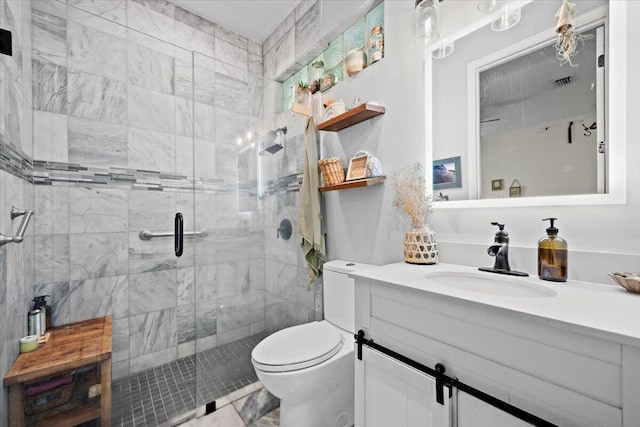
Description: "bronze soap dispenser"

(538, 218), (568, 282)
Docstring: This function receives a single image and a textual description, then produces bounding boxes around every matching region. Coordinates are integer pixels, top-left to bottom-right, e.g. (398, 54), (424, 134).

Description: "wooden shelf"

(317, 103), (385, 132)
(319, 176), (386, 192)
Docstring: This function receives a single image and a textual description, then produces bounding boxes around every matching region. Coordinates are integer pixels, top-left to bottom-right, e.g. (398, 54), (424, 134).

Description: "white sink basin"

(424, 271), (558, 298)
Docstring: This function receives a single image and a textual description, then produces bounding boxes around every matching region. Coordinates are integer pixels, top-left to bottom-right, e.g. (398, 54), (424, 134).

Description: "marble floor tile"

(194, 404), (246, 427)
(248, 408), (279, 427)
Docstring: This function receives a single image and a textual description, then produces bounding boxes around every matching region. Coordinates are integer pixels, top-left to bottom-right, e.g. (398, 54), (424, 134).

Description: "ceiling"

(171, 0), (302, 43)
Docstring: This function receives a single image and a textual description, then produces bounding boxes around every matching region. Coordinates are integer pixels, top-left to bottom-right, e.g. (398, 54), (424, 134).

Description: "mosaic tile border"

(262, 173), (303, 196)
(1, 140), (303, 195)
(33, 160), (235, 193)
(0, 140), (34, 183)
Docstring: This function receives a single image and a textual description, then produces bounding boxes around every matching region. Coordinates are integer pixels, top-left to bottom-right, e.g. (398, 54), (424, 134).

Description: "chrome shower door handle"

(175, 213), (183, 257)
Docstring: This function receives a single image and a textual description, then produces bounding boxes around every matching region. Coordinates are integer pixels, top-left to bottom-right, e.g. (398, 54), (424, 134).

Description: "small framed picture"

(509, 186), (521, 197)
(346, 155), (368, 180)
(491, 179), (504, 191)
(433, 156), (462, 190)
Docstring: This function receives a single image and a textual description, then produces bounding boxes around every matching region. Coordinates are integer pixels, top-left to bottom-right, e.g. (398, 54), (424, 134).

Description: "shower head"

(260, 143), (284, 155)
(258, 127), (287, 155)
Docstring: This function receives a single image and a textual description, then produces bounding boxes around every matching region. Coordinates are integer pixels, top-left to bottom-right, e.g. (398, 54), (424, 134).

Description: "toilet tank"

(323, 260), (375, 333)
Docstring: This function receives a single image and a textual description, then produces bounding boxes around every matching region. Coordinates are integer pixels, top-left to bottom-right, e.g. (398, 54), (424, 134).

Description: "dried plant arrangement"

(555, 0), (582, 67)
(391, 162), (433, 230)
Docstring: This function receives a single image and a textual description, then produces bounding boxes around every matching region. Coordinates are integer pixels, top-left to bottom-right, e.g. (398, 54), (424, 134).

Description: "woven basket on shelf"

(318, 157), (345, 186)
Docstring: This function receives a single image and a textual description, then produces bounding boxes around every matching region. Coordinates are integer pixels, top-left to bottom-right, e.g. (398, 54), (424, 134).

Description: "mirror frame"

(425, 0), (627, 209)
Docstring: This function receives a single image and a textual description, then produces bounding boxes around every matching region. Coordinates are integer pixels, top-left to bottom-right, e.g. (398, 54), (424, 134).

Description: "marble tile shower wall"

(261, 0), (325, 332)
(0, 1), (34, 426)
(30, 0), (265, 380)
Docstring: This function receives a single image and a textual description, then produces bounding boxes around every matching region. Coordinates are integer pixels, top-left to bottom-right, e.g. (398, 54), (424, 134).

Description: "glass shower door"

(192, 50), (267, 410)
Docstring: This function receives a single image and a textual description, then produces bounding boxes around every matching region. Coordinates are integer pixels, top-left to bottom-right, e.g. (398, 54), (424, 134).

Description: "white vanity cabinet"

(353, 264), (640, 427)
(355, 346), (451, 427)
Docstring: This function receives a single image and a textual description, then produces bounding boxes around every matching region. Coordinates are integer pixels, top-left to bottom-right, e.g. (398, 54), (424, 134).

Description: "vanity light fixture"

(432, 42), (454, 59)
(477, 0), (505, 13)
(415, 0), (443, 47)
(491, 4), (522, 32)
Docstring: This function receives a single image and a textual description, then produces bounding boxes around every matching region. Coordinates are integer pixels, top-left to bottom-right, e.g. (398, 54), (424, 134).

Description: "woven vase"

(404, 227), (438, 265)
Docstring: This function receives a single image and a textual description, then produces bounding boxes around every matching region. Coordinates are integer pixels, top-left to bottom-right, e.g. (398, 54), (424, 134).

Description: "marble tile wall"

(0, 1), (34, 426)
(259, 4), (328, 334)
(30, 0), (265, 380)
(260, 112), (323, 334)
(262, 0), (324, 83)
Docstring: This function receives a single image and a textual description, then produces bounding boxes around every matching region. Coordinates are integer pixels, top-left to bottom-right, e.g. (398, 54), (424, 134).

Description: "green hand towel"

(299, 117), (326, 289)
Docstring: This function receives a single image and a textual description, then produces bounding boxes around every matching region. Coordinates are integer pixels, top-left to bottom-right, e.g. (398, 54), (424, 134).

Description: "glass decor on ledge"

(282, 2), (384, 112)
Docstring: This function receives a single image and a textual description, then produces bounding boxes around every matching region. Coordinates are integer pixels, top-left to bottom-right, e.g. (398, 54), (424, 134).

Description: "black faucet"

(488, 222), (510, 270)
(479, 222), (529, 277)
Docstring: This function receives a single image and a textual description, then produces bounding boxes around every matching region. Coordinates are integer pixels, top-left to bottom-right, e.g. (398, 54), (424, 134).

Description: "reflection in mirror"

(431, 0), (611, 203)
(479, 26), (602, 199)
(237, 144), (259, 213)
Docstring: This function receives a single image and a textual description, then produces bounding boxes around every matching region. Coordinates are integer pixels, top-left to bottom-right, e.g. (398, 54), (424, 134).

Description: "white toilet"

(251, 260), (373, 427)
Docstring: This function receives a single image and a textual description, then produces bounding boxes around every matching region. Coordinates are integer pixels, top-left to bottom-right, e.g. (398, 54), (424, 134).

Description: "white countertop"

(350, 262), (640, 347)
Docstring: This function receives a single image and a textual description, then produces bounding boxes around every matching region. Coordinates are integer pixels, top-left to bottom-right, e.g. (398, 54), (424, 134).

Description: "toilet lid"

(252, 322), (344, 373)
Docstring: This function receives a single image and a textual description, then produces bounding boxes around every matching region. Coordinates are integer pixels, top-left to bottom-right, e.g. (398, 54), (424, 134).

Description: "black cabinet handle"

(175, 213), (183, 257)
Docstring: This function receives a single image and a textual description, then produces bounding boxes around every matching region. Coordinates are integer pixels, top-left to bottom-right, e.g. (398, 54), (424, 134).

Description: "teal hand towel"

(299, 117), (326, 289)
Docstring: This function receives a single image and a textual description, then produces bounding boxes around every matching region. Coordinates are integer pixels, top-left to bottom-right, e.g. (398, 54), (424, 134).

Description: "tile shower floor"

(111, 333), (268, 427)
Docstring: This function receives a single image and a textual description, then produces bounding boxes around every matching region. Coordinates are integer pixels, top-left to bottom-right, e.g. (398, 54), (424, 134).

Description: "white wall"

(322, 1), (425, 265)
(324, 0), (640, 285)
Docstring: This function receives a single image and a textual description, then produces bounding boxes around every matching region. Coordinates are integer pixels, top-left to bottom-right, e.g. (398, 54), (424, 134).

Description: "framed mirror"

(427, 0), (627, 208)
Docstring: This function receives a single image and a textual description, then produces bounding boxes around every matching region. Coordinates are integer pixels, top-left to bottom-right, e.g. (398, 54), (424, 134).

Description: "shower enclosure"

(29, 1), (268, 424)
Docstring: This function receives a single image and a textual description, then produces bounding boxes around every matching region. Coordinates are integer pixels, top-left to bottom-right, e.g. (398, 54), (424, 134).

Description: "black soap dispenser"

(538, 218), (567, 282)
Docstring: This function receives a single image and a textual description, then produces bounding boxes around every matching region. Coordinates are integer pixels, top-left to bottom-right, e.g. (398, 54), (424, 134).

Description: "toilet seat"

(252, 321), (344, 373)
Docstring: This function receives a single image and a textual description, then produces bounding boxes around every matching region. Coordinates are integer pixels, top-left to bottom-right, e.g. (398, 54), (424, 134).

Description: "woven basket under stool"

(24, 380), (74, 415)
(318, 157), (345, 186)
